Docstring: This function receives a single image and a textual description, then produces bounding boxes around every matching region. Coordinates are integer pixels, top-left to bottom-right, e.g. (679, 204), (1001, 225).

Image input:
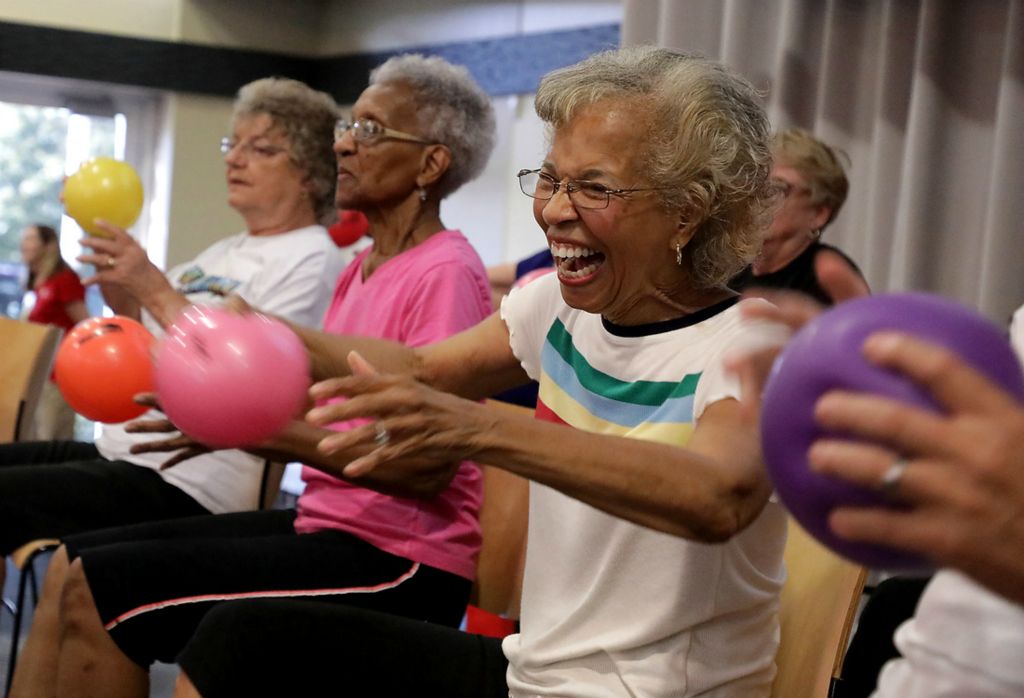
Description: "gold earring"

(675, 243), (684, 266)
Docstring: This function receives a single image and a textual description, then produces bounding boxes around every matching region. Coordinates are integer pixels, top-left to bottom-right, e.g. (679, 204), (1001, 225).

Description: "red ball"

(54, 316), (155, 423)
(328, 210), (369, 247)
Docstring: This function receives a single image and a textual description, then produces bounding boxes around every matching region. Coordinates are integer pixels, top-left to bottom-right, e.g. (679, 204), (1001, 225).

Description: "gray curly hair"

(370, 54), (496, 199)
(535, 46), (773, 289)
(233, 77), (340, 226)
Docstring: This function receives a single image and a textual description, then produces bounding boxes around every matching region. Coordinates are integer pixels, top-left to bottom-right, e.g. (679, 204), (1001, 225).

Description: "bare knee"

(174, 671), (203, 698)
(58, 558), (102, 640)
(39, 545), (71, 601)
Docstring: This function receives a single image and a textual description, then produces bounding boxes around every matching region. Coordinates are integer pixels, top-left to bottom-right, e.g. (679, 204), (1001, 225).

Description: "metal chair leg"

(5, 554), (33, 696)
(5, 543), (59, 698)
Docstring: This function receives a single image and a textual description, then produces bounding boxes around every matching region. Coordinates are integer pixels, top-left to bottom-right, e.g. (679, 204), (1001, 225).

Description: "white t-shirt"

(499, 274), (787, 698)
(873, 571), (1024, 697)
(1011, 304), (1024, 371)
(96, 226), (348, 514)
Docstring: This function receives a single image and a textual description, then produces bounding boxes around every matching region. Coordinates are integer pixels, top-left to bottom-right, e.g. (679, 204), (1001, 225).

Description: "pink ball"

(154, 306), (311, 448)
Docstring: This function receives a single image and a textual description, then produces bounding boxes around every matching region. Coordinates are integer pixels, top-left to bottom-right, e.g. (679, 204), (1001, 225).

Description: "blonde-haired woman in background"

(732, 128), (870, 304)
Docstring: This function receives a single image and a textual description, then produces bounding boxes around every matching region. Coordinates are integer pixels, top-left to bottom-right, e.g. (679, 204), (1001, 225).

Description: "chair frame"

(0, 317), (61, 443)
(771, 519), (868, 698)
(4, 539), (60, 696)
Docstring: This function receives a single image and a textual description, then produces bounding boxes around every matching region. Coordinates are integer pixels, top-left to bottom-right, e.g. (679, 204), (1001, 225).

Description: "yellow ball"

(64, 157), (144, 237)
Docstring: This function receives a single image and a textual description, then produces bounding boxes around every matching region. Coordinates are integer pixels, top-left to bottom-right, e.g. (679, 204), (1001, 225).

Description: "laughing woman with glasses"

(731, 128), (870, 305)
(172, 46), (792, 698)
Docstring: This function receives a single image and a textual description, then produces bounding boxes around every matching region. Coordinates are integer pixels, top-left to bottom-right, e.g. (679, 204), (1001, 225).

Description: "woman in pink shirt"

(16, 55), (497, 698)
(20, 223), (88, 438)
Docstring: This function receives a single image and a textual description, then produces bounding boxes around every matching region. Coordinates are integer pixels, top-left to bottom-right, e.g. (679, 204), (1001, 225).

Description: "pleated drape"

(623, 0), (1024, 323)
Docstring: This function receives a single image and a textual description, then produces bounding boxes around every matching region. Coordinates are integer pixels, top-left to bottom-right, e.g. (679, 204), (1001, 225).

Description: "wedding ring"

(879, 457), (909, 498)
(373, 422), (390, 447)
(106, 256), (117, 269)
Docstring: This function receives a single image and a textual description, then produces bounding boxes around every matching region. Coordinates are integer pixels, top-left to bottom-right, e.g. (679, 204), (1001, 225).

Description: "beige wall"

(0, 0), (312, 266)
(162, 94), (244, 267)
(0, 0), (180, 41)
(0, 0), (326, 50)
(0, 0), (622, 267)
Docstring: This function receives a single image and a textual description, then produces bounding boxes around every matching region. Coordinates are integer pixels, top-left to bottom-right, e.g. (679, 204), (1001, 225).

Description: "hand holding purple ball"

(739, 292), (1024, 604)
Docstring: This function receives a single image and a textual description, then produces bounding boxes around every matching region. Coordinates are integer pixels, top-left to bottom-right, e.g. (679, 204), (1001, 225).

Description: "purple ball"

(761, 293), (1024, 570)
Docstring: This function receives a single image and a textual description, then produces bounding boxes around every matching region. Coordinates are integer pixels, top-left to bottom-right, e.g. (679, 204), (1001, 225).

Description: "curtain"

(622, 0), (1024, 324)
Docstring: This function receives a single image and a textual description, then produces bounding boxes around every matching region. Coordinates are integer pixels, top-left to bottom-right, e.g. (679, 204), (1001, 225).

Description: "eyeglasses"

(220, 137), (287, 159)
(334, 118), (432, 146)
(770, 178), (810, 198)
(517, 169), (664, 210)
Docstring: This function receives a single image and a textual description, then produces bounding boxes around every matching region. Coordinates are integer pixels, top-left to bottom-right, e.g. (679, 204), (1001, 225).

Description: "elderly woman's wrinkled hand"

(78, 220), (164, 298)
(306, 351), (490, 479)
(223, 293), (256, 316)
(124, 392), (212, 469)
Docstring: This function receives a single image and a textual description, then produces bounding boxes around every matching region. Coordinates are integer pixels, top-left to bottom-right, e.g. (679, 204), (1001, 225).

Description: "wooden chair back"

(0, 317), (62, 443)
(470, 401), (531, 620)
(771, 518), (867, 698)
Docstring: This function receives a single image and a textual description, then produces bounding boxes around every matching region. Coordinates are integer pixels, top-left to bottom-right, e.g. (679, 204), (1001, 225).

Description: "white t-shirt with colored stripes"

(500, 273), (786, 697)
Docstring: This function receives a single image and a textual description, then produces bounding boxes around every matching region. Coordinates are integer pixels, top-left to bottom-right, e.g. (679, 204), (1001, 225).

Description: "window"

(0, 70), (163, 319)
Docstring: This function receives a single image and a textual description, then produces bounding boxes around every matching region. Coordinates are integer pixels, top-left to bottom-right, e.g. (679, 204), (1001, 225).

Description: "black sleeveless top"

(730, 241), (863, 306)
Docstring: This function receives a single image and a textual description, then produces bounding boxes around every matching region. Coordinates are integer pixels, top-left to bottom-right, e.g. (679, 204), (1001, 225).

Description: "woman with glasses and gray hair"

(15, 55), (497, 698)
(2, 76), (347, 695)
(172, 46), (790, 698)
(731, 127), (870, 305)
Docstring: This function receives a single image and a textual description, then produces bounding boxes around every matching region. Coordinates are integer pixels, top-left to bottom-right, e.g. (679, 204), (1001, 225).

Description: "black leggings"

(64, 509), (471, 667)
(0, 440), (209, 554)
(837, 575), (932, 698)
(179, 599), (509, 698)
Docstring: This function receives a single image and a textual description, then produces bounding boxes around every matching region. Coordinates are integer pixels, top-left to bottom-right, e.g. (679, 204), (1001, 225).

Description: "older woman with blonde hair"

(732, 127), (870, 304)
(173, 46), (788, 698)
(3, 75), (347, 697)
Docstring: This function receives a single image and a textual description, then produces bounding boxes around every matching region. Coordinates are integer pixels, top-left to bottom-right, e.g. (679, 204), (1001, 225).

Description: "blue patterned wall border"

(320, 23), (622, 100)
(0, 20), (621, 101)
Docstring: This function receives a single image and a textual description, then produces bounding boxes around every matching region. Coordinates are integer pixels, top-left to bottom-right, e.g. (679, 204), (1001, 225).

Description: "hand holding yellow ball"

(63, 157), (144, 237)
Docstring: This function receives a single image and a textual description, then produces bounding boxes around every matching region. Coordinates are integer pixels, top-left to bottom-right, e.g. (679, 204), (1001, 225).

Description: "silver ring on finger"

(373, 422), (390, 447)
(879, 457), (909, 499)
(107, 256), (117, 269)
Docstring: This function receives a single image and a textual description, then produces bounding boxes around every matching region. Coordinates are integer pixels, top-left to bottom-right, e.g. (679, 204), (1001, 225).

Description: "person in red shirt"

(20, 223), (88, 438)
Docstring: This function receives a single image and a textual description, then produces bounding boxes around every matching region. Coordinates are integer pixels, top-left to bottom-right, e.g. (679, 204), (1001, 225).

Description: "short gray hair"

(535, 46), (773, 289)
(233, 77), (340, 225)
(370, 54), (496, 199)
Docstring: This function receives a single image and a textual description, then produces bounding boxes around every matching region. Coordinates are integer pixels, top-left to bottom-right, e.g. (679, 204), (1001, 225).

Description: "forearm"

(140, 284), (192, 328)
(102, 265), (186, 328)
(286, 323), (420, 383)
(292, 316), (523, 400)
(99, 282), (141, 320)
(255, 419), (458, 499)
(465, 402), (770, 541)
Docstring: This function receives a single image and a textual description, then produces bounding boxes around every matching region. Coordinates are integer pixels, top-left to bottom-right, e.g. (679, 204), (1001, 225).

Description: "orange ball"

(54, 316), (155, 423)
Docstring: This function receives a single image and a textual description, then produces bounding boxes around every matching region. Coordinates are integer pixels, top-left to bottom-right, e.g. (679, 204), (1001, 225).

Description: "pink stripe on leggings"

(104, 562), (420, 631)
